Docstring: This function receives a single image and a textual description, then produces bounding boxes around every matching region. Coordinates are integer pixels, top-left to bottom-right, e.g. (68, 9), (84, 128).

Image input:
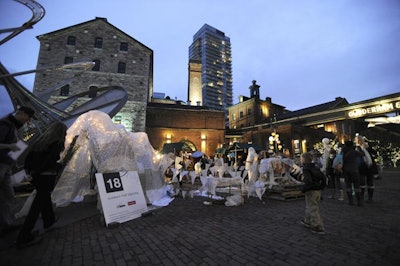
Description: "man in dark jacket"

(0, 106), (35, 236)
(354, 135), (375, 203)
(299, 152), (326, 235)
(342, 140), (364, 206)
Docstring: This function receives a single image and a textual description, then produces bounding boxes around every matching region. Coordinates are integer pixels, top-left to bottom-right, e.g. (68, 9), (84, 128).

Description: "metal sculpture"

(1, 0), (128, 135)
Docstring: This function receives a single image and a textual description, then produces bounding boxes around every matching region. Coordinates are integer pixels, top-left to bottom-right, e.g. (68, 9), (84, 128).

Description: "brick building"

(33, 17), (153, 132)
(227, 86), (400, 158)
(146, 102), (225, 156)
(228, 80), (286, 130)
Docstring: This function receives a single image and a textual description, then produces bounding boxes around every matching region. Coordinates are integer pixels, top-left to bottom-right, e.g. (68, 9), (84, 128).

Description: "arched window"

(92, 60), (100, 71)
(180, 139), (197, 152)
(117, 62), (126, 73)
(89, 86), (97, 98)
(60, 84), (70, 96)
(67, 36), (76, 45)
(94, 37), (103, 48)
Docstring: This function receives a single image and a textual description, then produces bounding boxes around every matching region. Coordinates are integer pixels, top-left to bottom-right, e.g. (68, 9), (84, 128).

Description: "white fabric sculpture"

(321, 137), (331, 174)
(51, 110), (167, 207)
(245, 147), (259, 183)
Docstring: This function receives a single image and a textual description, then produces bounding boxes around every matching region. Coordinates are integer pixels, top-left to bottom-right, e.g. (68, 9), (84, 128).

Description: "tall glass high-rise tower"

(189, 24), (232, 111)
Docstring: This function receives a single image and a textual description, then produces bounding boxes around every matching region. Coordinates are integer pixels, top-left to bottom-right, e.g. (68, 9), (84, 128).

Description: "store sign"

(96, 171), (148, 226)
(347, 100), (400, 118)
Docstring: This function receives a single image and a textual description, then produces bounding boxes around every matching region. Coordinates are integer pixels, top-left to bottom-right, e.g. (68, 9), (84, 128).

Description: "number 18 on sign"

(95, 171), (148, 226)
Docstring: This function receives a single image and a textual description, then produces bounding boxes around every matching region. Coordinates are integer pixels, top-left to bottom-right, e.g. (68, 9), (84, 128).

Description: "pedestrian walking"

(0, 106), (35, 236)
(16, 122), (67, 248)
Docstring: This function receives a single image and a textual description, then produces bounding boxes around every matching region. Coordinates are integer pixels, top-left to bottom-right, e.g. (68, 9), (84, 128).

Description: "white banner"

(95, 171), (148, 226)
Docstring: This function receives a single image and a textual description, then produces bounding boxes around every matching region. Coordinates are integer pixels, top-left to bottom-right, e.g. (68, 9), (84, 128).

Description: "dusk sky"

(1, 0), (400, 116)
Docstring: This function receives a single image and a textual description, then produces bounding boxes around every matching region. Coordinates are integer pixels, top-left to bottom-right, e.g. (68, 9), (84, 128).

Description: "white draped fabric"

(51, 110), (167, 207)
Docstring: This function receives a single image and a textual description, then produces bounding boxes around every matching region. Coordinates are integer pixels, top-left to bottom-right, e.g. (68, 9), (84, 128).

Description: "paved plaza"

(1, 169), (399, 266)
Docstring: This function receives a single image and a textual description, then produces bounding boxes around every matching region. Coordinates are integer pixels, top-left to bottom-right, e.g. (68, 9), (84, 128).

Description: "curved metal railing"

(0, 0), (45, 45)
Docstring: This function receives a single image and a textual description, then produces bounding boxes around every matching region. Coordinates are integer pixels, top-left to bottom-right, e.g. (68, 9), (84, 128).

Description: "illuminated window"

(114, 115), (122, 124)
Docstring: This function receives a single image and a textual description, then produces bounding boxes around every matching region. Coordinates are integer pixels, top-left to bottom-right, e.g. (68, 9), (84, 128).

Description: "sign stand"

(95, 171), (148, 227)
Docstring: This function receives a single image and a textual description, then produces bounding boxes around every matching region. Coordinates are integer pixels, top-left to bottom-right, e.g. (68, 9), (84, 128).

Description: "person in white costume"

(245, 147), (259, 183)
(320, 138), (331, 175)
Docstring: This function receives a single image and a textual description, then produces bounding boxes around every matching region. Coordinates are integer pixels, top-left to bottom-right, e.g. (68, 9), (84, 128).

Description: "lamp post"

(268, 113), (282, 154)
(268, 131), (282, 154)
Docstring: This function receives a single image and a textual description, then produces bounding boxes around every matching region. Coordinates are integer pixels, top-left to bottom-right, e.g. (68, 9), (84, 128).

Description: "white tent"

(51, 110), (170, 207)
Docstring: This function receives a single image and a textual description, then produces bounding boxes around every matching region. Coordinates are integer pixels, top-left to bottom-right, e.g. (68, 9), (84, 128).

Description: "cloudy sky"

(1, 0), (399, 116)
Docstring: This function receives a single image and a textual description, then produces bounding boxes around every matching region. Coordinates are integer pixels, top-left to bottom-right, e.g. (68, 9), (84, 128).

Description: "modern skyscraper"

(189, 24), (232, 112)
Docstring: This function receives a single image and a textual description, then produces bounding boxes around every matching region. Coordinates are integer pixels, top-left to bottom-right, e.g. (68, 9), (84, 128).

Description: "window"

(67, 36), (76, 45)
(117, 62), (126, 73)
(240, 111), (244, 118)
(64, 57), (73, 64)
(92, 60), (100, 71)
(248, 108), (252, 115)
(94, 37), (103, 48)
(120, 42), (128, 51)
(60, 84), (70, 96)
(114, 115), (122, 124)
(89, 86), (97, 98)
(232, 113), (236, 121)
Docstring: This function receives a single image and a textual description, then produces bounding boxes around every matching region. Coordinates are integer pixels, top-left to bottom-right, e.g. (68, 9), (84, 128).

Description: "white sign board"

(95, 171), (148, 226)
(8, 140), (28, 160)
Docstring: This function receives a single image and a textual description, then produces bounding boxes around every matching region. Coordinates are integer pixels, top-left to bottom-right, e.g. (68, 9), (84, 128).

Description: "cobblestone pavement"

(1, 169), (399, 266)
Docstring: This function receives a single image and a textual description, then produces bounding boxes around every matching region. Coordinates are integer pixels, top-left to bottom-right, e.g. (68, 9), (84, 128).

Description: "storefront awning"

(161, 142), (184, 154)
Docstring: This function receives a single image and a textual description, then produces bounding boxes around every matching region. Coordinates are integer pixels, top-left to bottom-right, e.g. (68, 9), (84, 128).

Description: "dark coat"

(342, 146), (363, 173)
(0, 115), (20, 165)
(24, 141), (64, 176)
(354, 146), (370, 175)
(302, 163), (327, 192)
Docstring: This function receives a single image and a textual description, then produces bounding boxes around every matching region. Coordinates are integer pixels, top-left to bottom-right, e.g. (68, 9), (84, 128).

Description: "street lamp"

(269, 131), (282, 154)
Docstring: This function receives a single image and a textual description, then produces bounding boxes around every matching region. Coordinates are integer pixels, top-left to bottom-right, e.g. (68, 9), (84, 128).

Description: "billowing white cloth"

(51, 110), (167, 207)
(245, 147), (259, 183)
